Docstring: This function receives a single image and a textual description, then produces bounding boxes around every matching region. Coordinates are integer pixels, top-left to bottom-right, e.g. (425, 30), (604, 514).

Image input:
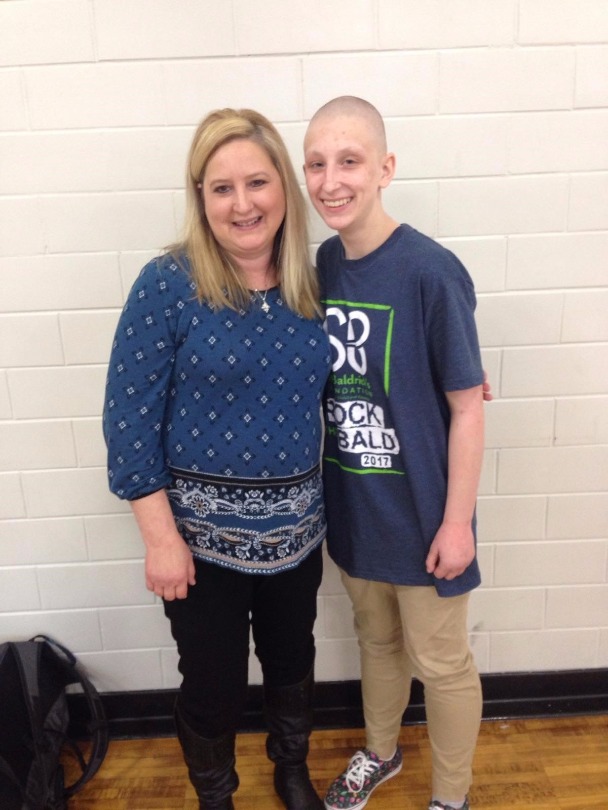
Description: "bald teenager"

(304, 97), (485, 810)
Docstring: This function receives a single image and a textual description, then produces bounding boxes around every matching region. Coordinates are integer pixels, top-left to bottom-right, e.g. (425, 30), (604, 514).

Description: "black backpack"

(0, 635), (109, 809)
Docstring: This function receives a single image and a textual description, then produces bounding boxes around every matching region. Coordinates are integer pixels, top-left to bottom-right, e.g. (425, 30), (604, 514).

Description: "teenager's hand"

(425, 522), (475, 580)
(145, 534), (196, 601)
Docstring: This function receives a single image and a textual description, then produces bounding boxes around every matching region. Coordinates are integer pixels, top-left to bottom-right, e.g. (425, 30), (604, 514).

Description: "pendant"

(261, 300), (270, 313)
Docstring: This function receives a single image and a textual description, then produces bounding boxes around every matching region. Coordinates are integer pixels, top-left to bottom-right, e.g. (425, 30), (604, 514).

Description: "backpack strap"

(0, 756), (25, 801)
(30, 636), (109, 798)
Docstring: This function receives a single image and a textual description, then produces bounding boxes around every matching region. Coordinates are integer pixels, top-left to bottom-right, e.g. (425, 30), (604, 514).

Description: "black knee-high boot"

(264, 669), (324, 810)
(175, 708), (239, 810)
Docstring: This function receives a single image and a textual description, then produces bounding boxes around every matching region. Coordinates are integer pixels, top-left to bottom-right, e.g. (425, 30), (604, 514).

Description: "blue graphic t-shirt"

(318, 225), (484, 596)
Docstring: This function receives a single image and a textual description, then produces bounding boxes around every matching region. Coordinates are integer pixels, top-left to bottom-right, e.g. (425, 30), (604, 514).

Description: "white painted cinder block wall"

(1, 0), (607, 692)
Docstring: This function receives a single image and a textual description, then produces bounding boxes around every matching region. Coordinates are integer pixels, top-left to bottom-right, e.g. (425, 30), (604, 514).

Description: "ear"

(379, 152), (396, 188)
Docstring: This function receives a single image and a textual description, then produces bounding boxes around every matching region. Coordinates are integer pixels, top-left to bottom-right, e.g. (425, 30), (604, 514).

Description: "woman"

(103, 109), (330, 810)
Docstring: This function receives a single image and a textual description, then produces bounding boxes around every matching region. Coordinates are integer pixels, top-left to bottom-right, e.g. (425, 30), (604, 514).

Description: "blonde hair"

(169, 108), (320, 319)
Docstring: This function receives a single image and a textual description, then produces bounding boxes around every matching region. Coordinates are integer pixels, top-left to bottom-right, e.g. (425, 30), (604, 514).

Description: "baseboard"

(68, 668), (608, 740)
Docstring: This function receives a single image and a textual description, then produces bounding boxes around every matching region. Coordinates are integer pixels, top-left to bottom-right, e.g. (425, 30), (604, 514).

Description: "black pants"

(163, 545), (323, 739)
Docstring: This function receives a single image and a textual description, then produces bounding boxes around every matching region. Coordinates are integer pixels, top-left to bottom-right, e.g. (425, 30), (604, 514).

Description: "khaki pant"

(341, 570), (482, 799)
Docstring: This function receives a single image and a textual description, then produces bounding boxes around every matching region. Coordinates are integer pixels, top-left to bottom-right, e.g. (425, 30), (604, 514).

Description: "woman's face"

(201, 138), (286, 267)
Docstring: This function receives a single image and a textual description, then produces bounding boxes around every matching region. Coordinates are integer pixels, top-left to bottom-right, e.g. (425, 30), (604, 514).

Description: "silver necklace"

(254, 288), (270, 313)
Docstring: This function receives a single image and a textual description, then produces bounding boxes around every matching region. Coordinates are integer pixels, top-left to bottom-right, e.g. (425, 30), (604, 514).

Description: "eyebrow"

(206, 170), (273, 184)
(305, 145), (366, 158)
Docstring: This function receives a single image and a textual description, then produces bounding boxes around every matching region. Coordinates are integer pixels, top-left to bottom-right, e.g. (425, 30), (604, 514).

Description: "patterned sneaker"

(324, 747), (403, 809)
(428, 798), (470, 810)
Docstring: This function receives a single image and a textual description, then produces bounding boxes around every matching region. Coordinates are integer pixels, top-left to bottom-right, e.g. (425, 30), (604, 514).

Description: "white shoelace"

(344, 751), (380, 794)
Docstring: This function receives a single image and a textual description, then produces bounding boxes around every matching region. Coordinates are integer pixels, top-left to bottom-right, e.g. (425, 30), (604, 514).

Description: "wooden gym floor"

(66, 714), (608, 809)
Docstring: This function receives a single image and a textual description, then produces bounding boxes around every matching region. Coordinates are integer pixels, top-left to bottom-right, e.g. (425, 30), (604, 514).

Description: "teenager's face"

(303, 114), (393, 238)
(202, 138), (286, 266)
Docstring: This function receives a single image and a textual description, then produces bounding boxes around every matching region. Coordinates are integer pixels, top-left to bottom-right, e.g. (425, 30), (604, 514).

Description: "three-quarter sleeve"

(103, 257), (187, 499)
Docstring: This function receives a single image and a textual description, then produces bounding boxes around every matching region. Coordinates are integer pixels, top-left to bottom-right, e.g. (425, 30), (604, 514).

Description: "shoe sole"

(324, 760), (403, 810)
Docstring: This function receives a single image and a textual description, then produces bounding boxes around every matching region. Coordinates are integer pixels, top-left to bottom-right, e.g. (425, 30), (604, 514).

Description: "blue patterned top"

(103, 254), (331, 573)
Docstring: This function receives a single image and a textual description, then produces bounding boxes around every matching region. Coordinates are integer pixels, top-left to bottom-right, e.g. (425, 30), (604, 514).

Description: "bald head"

(306, 96), (387, 153)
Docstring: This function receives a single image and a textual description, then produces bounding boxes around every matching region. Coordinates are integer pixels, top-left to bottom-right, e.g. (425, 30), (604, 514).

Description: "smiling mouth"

(233, 216), (262, 227)
(322, 198), (352, 209)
